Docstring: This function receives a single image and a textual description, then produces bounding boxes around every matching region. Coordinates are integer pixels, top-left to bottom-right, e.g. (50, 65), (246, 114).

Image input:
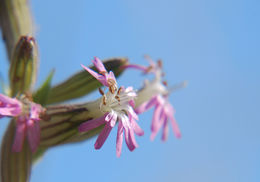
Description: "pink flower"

(79, 86), (143, 157)
(12, 102), (43, 153)
(136, 95), (181, 141)
(0, 94), (44, 152)
(127, 57), (182, 141)
(79, 59), (143, 157)
(81, 57), (117, 89)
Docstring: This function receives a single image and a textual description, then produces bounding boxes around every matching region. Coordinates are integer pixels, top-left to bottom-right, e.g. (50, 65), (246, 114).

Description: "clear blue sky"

(0, 0), (259, 181)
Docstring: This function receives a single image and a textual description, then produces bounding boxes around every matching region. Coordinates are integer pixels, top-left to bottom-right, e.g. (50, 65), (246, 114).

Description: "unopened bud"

(9, 36), (38, 97)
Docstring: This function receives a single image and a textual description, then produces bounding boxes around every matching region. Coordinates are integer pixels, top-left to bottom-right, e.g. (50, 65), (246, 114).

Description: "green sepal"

(46, 58), (128, 104)
(32, 101), (103, 162)
(1, 120), (32, 182)
(9, 36), (38, 97)
(33, 70), (55, 106)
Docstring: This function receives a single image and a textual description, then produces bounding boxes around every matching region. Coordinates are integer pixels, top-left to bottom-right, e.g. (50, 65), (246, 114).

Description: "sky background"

(0, 0), (260, 181)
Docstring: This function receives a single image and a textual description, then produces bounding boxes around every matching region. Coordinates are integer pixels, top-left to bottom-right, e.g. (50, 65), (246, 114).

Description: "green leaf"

(46, 58), (128, 104)
(9, 36), (38, 97)
(33, 70), (55, 105)
(1, 120), (32, 182)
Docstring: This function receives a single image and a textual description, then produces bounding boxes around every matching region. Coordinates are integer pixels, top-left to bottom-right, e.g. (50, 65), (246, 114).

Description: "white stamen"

(99, 85), (137, 123)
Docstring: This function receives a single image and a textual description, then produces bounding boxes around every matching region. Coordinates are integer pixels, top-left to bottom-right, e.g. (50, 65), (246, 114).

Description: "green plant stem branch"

(0, 0), (34, 61)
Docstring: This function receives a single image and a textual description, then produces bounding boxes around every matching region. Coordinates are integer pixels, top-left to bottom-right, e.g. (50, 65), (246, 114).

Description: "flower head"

(81, 57), (117, 90)
(136, 95), (181, 140)
(129, 57), (182, 141)
(79, 58), (143, 157)
(0, 94), (44, 152)
(13, 99), (43, 153)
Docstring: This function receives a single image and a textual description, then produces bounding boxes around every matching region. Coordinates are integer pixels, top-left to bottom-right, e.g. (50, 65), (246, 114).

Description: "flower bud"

(9, 36), (38, 97)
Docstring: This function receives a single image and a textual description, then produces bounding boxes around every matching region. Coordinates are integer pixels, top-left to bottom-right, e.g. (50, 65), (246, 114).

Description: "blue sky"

(0, 0), (260, 181)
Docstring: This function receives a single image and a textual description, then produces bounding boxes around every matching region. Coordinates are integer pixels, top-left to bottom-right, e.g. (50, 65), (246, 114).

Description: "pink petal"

(165, 101), (176, 115)
(131, 119), (144, 136)
(30, 103), (42, 120)
(150, 114), (165, 141)
(169, 114), (181, 138)
(134, 103), (147, 114)
(110, 114), (118, 127)
(0, 94), (20, 105)
(120, 115), (130, 129)
(129, 100), (135, 108)
(105, 111), (117, 127)
(93, 57), (106, 72)
(124, 126), (138, 151)
(99, 78), (110, 87)
(144, 55), (156, 66)
(125, 86), (133, 93)
(108, 71), (116, 83)
(94, 123), (113, 149)
(116, 122), (124, 157)
(123, 64), (147, 72)
(0, 94), (22, 117)
(129, 128), (138, 148)
(151, 105), (163, 132)
(79, 115), (106, 132)
(162, 118), (169, 141)
(105, 111), (114, 122)
(128, 107), (138, 121)
(27, 120), (39, 152)
(12, 122), (26, 152)
(164, 103), (181, 138)
(0, 106), (21, 116)
(128, 112), (144, 136)
(135, 95), (157, 114)
(81, 64), (103, 81)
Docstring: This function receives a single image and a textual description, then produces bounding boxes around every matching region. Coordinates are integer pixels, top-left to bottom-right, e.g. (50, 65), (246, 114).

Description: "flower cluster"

(0, 56), (182, 157)
(129, 57), (182, 141)
(79, 56), (181, 156)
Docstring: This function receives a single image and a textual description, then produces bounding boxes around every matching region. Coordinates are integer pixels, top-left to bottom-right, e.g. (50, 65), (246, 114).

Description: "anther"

(98, 88), (105, 96)
(115, 95), (120, 102)
(108, 79), (117, 94)
(117, 86), (123, 95)
(157, 60), (163, 68)
(99, 71), (107, 76)
(108, 78), (116, 86)
(102, 96), (107, 105)
(163, 81), (168, 86)
(109, 86), (116, 94)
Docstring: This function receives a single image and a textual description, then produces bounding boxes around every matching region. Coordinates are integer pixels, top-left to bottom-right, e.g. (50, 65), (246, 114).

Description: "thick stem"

(0, 0), (34, 61)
